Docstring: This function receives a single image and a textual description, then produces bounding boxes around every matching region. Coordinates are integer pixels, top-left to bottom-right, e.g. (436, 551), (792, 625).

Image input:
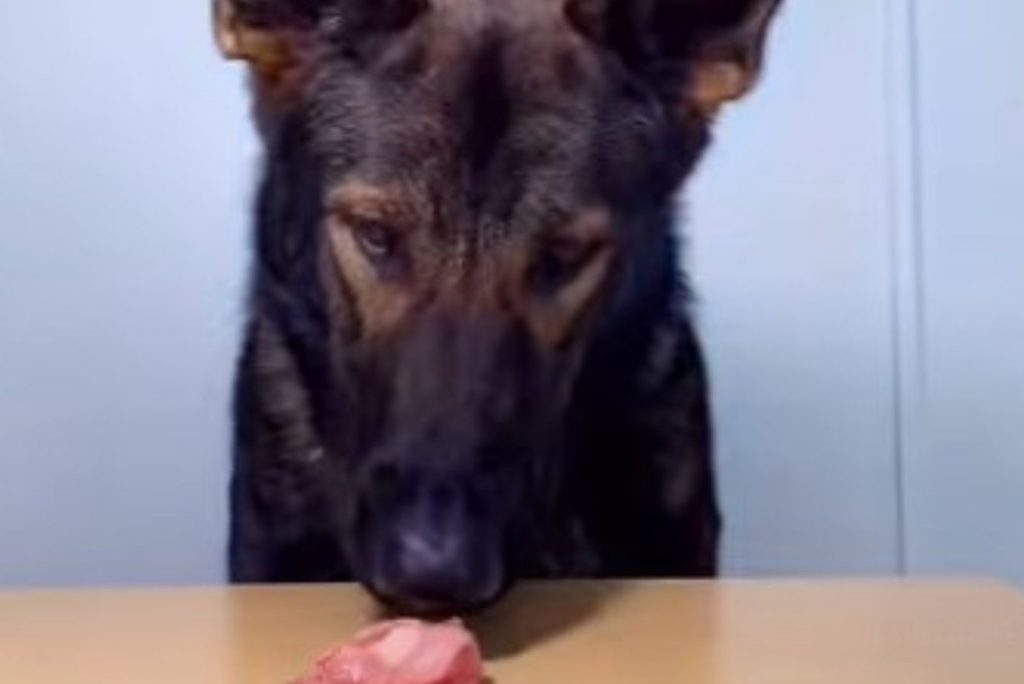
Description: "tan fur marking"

(326, 182), (430, 340)
(523, 208), (614, 348)
(691, 62), (751, 116)
(214, 0), (289, 68)
(213, 0), (312, 105)
(327, 223), (415, 339)
(688, 0), (782, 116)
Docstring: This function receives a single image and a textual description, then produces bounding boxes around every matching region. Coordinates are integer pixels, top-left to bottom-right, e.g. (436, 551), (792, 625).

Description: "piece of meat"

(290, 619), (485, 684)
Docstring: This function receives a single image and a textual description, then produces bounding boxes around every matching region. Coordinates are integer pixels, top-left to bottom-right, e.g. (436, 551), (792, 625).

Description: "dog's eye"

(533, 236), (601, 293)
(352, 219), (399, 262)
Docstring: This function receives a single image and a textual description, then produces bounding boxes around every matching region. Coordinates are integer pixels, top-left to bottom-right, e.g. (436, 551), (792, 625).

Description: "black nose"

(373, 541), (504, 613)
(382, 529), (472, 607)
(368, 504), (503, 612)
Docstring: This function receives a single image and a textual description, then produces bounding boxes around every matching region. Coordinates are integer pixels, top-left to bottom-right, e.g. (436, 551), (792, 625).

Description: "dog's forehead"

(311, 0), (602, 220)
(428, 0), (570, 34)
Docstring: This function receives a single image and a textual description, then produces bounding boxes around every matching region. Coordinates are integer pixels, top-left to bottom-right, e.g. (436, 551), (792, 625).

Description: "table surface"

(3, 580), (1024, 683)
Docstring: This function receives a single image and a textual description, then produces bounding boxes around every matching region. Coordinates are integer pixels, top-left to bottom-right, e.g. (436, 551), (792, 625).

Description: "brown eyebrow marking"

(328, 180), (414, 227)
(550, 205), (612, 244)
(327, 222), (415, 340)
(520, 207), (615, 348)
(325, 181), (421, 339)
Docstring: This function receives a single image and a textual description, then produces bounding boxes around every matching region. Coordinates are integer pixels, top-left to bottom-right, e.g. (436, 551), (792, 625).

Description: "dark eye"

(534, 236), (599, 293)
(352, 219), (399, 263)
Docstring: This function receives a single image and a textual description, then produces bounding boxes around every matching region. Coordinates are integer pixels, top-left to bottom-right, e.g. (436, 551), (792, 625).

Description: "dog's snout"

(364, 467), (504, 612)
(388, 526), (468, 602)
(397, 528), (461, 574)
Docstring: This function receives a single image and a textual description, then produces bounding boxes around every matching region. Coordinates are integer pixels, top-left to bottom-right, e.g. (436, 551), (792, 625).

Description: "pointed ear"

(214, 0), (309, 70)
(213, 0), (429, 97)
(567, 0), (783, 117)
(684, 0), (783, 115)
(213, 0), (323, 106)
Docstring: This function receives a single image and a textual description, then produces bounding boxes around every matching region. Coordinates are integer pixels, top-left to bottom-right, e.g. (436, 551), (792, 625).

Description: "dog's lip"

(369, 585), (501, 618)
(364, 576), (512, 619)
(378, 594), (464, 619)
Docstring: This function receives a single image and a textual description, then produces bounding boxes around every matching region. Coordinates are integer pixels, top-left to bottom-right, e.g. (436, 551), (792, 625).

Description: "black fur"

(224, 0), (780, 610)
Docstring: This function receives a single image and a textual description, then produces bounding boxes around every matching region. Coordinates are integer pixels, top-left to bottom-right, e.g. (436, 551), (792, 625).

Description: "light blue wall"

(0, 1), (254, 584)
(691, 0), (901, 574)
(0, 1), (1021, 586)
(905, 0), (1024, 584)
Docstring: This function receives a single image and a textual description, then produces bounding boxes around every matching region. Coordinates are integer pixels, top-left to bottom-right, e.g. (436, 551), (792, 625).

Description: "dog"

(215, 0), (782, 613)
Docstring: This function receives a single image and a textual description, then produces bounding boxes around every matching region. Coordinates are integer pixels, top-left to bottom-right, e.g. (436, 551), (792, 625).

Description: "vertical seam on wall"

(884, 0), (926, 576)
(907, 0), (928, 391)
(887, 0), (908, 576)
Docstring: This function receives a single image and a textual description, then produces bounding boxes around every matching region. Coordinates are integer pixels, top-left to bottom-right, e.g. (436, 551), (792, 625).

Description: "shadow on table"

(466, 581), (625, 660)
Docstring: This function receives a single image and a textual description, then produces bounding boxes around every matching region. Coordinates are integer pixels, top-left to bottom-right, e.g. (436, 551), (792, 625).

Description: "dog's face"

(217, 0), (779, 611)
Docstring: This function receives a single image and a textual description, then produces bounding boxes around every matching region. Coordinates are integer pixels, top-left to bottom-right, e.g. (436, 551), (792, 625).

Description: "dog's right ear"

(214, 0), (428, 71)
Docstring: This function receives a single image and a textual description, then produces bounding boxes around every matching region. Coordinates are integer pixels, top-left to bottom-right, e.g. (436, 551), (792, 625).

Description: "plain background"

(1, 0), (1021, 586)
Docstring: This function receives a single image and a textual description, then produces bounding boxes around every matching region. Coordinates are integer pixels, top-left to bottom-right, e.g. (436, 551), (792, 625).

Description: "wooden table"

(3, 580), (1024, 683)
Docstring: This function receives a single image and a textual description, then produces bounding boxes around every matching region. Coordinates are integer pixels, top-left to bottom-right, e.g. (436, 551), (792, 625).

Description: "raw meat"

(290, 619), (485, 684)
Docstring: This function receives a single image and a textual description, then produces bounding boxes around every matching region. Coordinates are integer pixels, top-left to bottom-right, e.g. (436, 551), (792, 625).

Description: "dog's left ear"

(568, 0), (783, 117)
(213, 0), (325, 104)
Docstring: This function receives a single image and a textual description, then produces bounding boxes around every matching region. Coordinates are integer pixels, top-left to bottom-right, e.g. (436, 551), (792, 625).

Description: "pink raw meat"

(291, 619), (485, 684)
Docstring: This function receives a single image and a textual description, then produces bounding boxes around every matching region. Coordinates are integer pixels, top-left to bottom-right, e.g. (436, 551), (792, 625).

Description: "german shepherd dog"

(215, 0), (782, 613)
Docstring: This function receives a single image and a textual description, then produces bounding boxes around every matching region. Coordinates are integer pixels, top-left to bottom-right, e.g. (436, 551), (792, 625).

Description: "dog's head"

(216, 0), (780, 612)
